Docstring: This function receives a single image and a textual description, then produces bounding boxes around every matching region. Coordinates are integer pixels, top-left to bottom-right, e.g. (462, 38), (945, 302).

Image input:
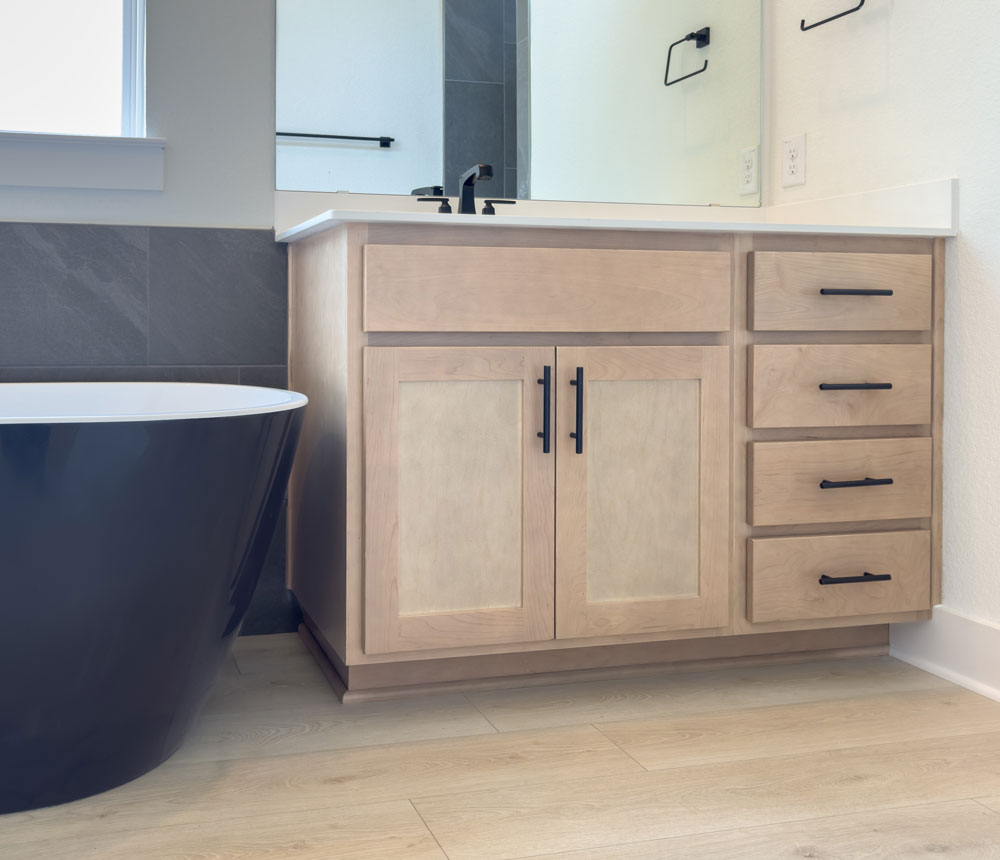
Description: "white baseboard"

(891, 606), (1000, 703)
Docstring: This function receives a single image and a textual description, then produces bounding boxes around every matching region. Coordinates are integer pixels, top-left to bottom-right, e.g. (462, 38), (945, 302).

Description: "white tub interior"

(0, 383), (308, 424)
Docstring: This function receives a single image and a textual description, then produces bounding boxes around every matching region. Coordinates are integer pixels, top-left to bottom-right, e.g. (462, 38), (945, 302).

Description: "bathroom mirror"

(276, 0), (762, 207)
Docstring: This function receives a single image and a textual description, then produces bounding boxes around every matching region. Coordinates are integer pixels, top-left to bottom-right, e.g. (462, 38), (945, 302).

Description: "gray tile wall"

(444, 0), (519, 199)
(0, 223), (296, 635)
(515, 0), (531, 198)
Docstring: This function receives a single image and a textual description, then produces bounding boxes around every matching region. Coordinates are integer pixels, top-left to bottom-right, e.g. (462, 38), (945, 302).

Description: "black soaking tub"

(0, 382), (306, 813)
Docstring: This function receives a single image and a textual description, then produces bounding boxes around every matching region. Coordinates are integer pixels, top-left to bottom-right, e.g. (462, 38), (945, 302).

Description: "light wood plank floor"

(2, 633), (999, 859)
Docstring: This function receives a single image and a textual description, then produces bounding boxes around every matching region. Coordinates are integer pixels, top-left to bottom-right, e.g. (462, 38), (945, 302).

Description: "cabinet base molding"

(299, 618), (888, 703)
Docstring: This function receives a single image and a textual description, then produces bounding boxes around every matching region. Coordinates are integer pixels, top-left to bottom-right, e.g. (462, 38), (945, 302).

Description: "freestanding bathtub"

(0, 383), (306, 813)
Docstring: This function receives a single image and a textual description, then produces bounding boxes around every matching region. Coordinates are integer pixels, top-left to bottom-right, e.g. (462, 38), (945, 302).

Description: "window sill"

(0, 131), (165, 192)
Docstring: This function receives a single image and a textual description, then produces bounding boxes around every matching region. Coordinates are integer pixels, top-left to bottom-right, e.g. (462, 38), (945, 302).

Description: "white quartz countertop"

(274, 179), (958, 243)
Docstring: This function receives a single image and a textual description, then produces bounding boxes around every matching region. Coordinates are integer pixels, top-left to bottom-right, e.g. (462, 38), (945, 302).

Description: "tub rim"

(0, 382), (308, 424)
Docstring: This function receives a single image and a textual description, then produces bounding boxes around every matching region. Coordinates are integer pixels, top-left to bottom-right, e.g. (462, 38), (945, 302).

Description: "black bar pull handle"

(819, 477), (894, 489)
(819, 571), (892, 585)
(536, 366), (551, 454)
(569, 367), (583, 454)
(820, 288), (893, 296)
(819, 382), (893, 391)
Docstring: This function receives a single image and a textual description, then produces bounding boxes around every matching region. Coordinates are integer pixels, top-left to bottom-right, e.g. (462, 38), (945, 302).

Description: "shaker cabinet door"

(555, 346), (730, 638)
(363, 347), (556, 654)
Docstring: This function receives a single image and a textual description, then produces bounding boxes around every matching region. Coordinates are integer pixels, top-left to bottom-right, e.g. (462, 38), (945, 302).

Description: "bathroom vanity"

(283, 212), (944, 699)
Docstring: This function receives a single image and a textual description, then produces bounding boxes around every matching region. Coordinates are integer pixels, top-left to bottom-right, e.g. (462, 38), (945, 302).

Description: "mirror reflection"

(276, 0), (762, 207)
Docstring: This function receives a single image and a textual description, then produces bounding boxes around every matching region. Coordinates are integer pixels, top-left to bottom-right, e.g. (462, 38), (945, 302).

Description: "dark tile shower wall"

(444, 0), (519, 199)
(0, 223), (295, 635)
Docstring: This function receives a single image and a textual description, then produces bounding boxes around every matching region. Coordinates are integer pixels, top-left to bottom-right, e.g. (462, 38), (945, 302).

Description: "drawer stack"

(746, 251), (935, 624)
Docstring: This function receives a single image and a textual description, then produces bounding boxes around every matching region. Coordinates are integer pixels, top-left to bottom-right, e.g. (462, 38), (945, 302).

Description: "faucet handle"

(417, 196), (453, 214)
(482, 199), (516, 215)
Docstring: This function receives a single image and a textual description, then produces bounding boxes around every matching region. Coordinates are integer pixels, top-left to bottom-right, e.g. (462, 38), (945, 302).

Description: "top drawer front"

(364, 245), (731, 332)
(750, 251), (932, 331)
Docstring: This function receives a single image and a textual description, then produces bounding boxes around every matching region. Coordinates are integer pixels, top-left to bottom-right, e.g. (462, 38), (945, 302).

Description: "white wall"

(275, 0), (443, 195)
(0, 0), (276, 228)
(765, 0), (1000, 652)
(768, 0), (1000, 620)
(530, 0), (761, 206)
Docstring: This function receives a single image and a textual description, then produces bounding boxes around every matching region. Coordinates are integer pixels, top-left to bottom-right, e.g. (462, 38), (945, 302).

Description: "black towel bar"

(276, 132), (394, 148)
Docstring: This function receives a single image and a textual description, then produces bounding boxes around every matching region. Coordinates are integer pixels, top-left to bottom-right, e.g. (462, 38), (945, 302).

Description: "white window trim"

(0, 132), (165, 191)
(0, 0), (161, 192)
(122, 0), (147, 137)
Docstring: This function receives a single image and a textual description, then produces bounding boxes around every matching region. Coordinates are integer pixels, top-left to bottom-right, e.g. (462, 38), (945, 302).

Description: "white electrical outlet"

(739, 145), (759, 196)
(782, 133), (806, 187)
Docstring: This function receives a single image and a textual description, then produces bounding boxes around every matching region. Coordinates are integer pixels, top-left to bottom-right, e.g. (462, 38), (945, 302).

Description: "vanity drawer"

(363, 244), (731, 332)
(750, 437), (932, 526)
(749, 344), (932, 428)
(750, 251), (932, 331)
(747, 530), (931, 623)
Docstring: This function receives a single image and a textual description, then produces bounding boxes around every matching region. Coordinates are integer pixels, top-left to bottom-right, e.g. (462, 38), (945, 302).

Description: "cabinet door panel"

(556, 346), (730, 638)
(586, 379), (700, 602)
(397, 380), (524, 615)
(365, 347), (555, 654)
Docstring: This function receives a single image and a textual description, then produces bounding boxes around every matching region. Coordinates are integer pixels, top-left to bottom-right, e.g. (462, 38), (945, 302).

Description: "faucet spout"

(458, 164), (493, 214)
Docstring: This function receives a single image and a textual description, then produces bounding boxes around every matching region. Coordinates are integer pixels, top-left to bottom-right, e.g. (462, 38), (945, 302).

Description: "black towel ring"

(664, 27), (710, 87)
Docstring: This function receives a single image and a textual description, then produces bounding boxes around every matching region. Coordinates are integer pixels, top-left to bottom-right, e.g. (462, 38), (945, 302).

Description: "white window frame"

(122, 0), (147, 137)
(0, 0), (163, 192)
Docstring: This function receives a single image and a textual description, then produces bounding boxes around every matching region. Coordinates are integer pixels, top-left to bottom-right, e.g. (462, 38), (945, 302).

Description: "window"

(0, 0), (145, 137)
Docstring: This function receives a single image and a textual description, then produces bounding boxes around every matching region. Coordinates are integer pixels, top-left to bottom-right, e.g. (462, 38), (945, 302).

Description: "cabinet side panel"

(732, 234), (753, 635)
(931, 237), (945, 605)
(287, 228), (350, 661)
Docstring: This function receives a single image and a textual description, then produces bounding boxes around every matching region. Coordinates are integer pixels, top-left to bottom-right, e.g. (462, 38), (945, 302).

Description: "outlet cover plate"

(739, 145), (759, 196)
(782, 133), (806, 187)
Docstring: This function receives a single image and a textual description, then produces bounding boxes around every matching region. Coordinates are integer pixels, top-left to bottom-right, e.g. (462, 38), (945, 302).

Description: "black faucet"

(458, 164), (493, 214)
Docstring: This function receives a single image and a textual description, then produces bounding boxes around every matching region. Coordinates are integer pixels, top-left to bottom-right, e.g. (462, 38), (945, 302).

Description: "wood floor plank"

(3, 800), (445, 860)
(412, 731), (1000, 860)
(0, 726), (641, 847)
(200, 670), (337, 717)
(196, 634), (344, 719)
(466, 656), (950, 732)
(171, 693), (497, 763)
(512, 800), (1000, 860)
(598, 688), (1000, 770)
(5, 642), (991, 860)
(231, 632), (319, 677)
